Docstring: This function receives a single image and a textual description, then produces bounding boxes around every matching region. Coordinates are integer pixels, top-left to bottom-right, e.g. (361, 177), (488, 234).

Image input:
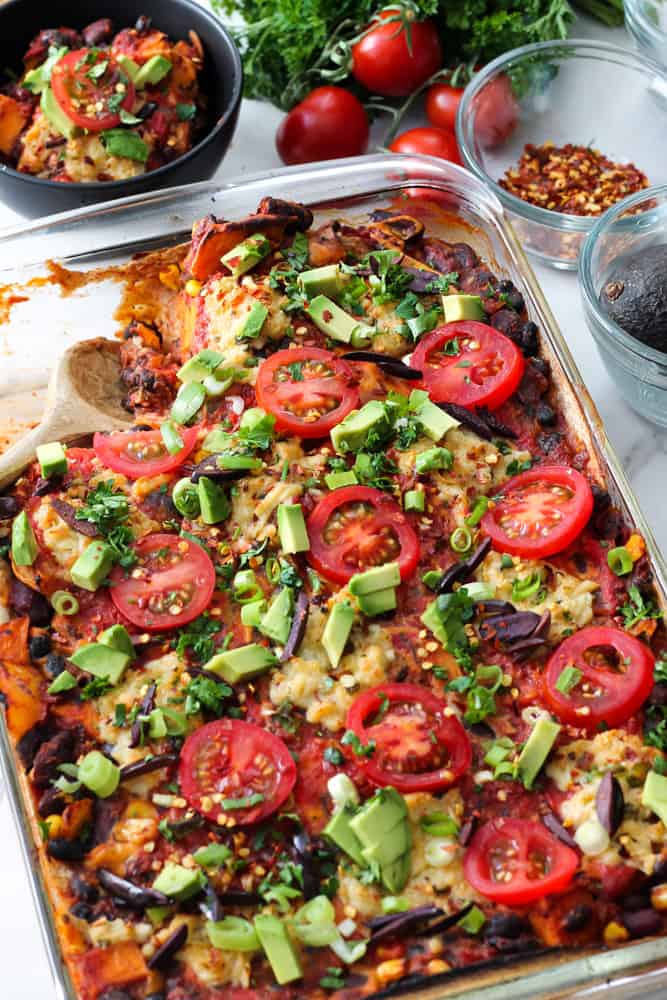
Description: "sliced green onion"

(50, 590), (79, 616)
(450, 526), (473, 553)
(381, 896), (411, 914)
(265, 557), (280, 585)
(217, 453), (263, 470)
(555, 665), (583, 695)
(419, 812), (459, 838)
(484, 739), (514, 768)
(404, 489), (425, 513)
(220, 792), (265, 810)
(293, 895), (339, 947)
(171, 381), (206, 425)
(494, 760), (517, 779)
(459, 581), (494, 602)
(78, 751), (120, 798)
(233, 569), (263, 604)
(172, 478), (201, 518)
(465, 496), (489, 527)
(475, 664), (504, 692)
(160, 419), (184, 455)
(511, 571), (543, 601)
(607, 546), (633, 576)
(421, 570), (442, 591)
(161, 707), (188, 736)
(206, 916), (260, 952)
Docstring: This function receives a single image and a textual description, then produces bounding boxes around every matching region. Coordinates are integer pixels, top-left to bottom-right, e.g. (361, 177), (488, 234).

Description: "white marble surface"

(0, 12), (665, 1000)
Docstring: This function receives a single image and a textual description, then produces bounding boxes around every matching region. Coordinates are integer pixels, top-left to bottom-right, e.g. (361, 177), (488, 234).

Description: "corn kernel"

(158, 264), (181, 291)
(651, 884), (667, 911)
(603, 921), (629, 945)
(185, 279), (202, 297)
(376, 959), (405, 984)
(427, 960), (451, 975)
(45, 815), (63, 838)
(626, 534), (645, 562)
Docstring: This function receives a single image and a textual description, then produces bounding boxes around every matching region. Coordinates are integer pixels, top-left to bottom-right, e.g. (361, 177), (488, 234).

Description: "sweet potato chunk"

(0, 95), (30, 156)
(77, 941), (148, 999)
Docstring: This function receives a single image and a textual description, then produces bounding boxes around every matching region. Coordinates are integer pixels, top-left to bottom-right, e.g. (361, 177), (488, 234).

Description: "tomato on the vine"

(390, 126), (461, 166)
(425, 83), (464, 133)
(352, 11), (442, 97)
(276, 86), (369, 165)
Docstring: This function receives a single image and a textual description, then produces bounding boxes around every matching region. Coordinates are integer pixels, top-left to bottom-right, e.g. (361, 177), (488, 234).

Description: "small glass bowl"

(579, 184), (667, 428)
(625, 0), (667, 70)
(456, 39), (667, 270)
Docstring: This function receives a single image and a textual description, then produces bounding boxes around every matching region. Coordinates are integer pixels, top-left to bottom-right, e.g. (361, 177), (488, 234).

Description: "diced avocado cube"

(642, 770), (667, 825)
(99, 624), (135, 660)
(193, 842), (231, 867)
(330, 400), (390, 455)
(205, 643), (277, 685)
(70, 540), (114, 591)
(198, 476), (230, 525)
(277, 503), (309, 554)
(298, 264), (343, 299)
(11, 510), (38, 567)
(116, 54), (140, 83)
(349, 562), (400, 597)
(322, 600), (355, 670)
(221, 234), (271, 278)
(421, 599), (446, 646)
(516, 717), (560, 790)
(360, 820), (410, 866)
(178, 349), (225, 384)
(254, 914), (303, 985)
(404, 490), (425, 512)
(410, 393), (460, 442)
(47, 670), (78, 695)
(134, 55), (173, 88)
(381, 852), (412, 894)
(36, 441), (67, 478)
(350, 788), (407, 844)
(217, 453), (263, 471)
(146, 905), (172, 926)
(153, 862), (204, 901)
(441, 293), (484, 324)
(148, 708), (167, 739)
(325, 470), (358, 490)
(415, 447), (453, 474)
(357, 587), (397, 617)
(241, 599), (267, 628)
(306, 295), (373, 346)
(324, 807), (365, 866)
(69, 643), (130, 686)
(237, 301), (269, 341)
(41, 86), (76, 139)
(258, 587), (293, 645)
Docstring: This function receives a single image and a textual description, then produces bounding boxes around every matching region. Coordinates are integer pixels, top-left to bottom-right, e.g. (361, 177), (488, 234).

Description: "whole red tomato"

(425, 83), (464, 133)
(352, 11), (442, 97)
(276, 86), (369, 165)
(474, 74), (519, 149)
(390, 126), (462, 166)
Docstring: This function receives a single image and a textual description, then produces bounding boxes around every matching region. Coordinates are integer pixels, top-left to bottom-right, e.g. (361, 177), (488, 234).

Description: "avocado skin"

(600, 244), (667, 353)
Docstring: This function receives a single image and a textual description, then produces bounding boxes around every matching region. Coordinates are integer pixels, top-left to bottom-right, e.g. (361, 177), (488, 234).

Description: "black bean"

(562, 904), (592, 932)
(649, 859), (667, 885)
(458, 817), (476, 846)
(70, 902), (94, 921)
(622, 908), (662, 938)
(81, 18), (113, 46)
(32, 730), (75, 788)
(531, 357), (550, 377)
(148, 923), (188, 969)
(595, 771), (624, 836)
(591, 484), (611, 513)
(623, 892), (650, 912)
(71, 873), (99, 903)
(29, 633), (51, 660)
(44, 652), (66, 678)
(135, 14), (152, 32)
(485, 913), (525, 939)
(10, 579), (52, 626)
(33, 477), (60, 497)
(98, 869), (170, 908)
(536, 402), (557, 427)
(0, 496), (20, 519)
(520, 321), (539, 356)
(537, 432), (562, 454)
(542, 812), (578, 849)
(37, 787), (67, 817)
(47, 838), (87, 861)
(16, 721), (52, 769)
(137, 102), (158, 120)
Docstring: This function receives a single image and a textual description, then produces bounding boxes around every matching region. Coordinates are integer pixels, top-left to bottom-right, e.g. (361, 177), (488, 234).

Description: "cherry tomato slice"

(544, 626), (655, 731)
(109, 533), (215, 632)
(464, 818), (578, 905)
(351, 13), (442, 98)
(411, 321), (524, 409)
(346, 683), (472, 792)
(255, 348), (360, 439)
(93, 427), (198, 480)
(306, 485), (419, 585)
(51, 49), (136, 132)
(481, 465), (593, 559)
(179, 719), (297, 826)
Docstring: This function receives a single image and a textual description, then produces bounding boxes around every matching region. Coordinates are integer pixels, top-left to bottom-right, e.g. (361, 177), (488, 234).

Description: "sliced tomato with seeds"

(307, 485), (419, 584)
(544, 626), (654, 731)
(109, 533), (215, 631)
(51, 48), (136, 132)
(179, 719), (297, 825)
(482, 465), (593, 559)
(93, 427), (198, 480)
(411, 321), (524, 409)
(256, 347), (360, 439)
(346, 683), (471, 792)
(464, 818), (578, 905)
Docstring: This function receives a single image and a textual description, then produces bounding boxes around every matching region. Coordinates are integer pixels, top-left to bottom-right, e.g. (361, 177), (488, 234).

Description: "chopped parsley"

(341, 729), (375, 758)
(184, 675), (233, 716)
(324, 746), (344, 766)
(506, 457), (533, 476)
(176, 102), (197, 121)
(621, 585), (663, 630)
(174, 614), (222, 664)
(80, 677), (113, 701)
(76, 481), (137, 568)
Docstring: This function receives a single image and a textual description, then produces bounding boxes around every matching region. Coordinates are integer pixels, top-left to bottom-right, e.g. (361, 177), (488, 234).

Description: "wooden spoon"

(0, 337), (132, 490)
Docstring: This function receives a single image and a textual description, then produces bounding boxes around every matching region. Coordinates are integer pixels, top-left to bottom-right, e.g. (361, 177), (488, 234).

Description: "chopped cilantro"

(176, 102), (197, 120)
(76, 481), (137, 568)
(506, 457), (533, 476)
(174, 614), (222, 664)
(323, 746), (344, 766)
(80, 677), (113, 701)
(185, 675), (233, 716)
(341, 729), (375, 758)
(621, 585), (663, 630)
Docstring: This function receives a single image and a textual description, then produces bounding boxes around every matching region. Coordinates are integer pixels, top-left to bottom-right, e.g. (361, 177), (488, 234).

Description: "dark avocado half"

(599, 244), (667, 354)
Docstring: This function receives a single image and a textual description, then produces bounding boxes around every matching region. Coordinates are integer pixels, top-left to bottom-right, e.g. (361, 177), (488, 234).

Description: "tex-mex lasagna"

(0, 197), (665, 1000)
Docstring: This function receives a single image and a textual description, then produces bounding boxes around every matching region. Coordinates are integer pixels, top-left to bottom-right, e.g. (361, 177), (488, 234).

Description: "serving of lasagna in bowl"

(0, 190), (665, 1000)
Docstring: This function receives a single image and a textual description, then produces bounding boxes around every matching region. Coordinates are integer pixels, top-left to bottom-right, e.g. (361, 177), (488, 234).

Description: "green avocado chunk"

(306, 295), (372, 346)
(254, 914), (303, 985)
(322, 600), (355, 669)
(349, 788), (412, 893)
(258, 587), (293, 645)
(642, 769), (667, 825)
(221, 234), (271, 278)
(330, 400), (390, 454)
(323, 806), (365, 866)
(36, 441), (68, 478)
(69, 643), (130, 686)
(178, 349), (225, 384)
(441, 293), (484, 324)
(11, 511), (38, 567)
(298, 264), (344, 299)
(70, 540), (114, 591)
(516, 717), (560, 789)
(134, 55), (172, 87)
(277, 503), (309, 554)
(349, 562), (400, 596)
(205, 643), (277, 684)
(198, 476), (230, 525)
(99, 624), (135, 660)
(153, 862), (204, 901)
(41, 85), (76, 139)
(410, 393), (460, 442)
(357, 587), (397, 616)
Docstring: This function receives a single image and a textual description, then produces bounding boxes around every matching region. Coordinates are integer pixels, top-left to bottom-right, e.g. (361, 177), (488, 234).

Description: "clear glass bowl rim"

(625, 0), (667, 51)
(455, 37), (667, 234)
(578, 181), (667, 366)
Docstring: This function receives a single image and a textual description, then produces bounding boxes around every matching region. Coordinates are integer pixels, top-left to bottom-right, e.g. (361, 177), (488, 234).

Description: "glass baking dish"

(0, 153), (666, 1000)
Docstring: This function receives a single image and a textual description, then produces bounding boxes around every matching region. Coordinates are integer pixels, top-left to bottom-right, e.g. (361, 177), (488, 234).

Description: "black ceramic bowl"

(0, 0), (242, 218)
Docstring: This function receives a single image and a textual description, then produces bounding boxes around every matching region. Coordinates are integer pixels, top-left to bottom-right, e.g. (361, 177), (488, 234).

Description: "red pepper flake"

(499, 141), (649, 217)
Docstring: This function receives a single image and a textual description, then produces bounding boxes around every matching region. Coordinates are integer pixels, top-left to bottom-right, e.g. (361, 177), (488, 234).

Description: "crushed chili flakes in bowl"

(499, 142), (650, 217)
